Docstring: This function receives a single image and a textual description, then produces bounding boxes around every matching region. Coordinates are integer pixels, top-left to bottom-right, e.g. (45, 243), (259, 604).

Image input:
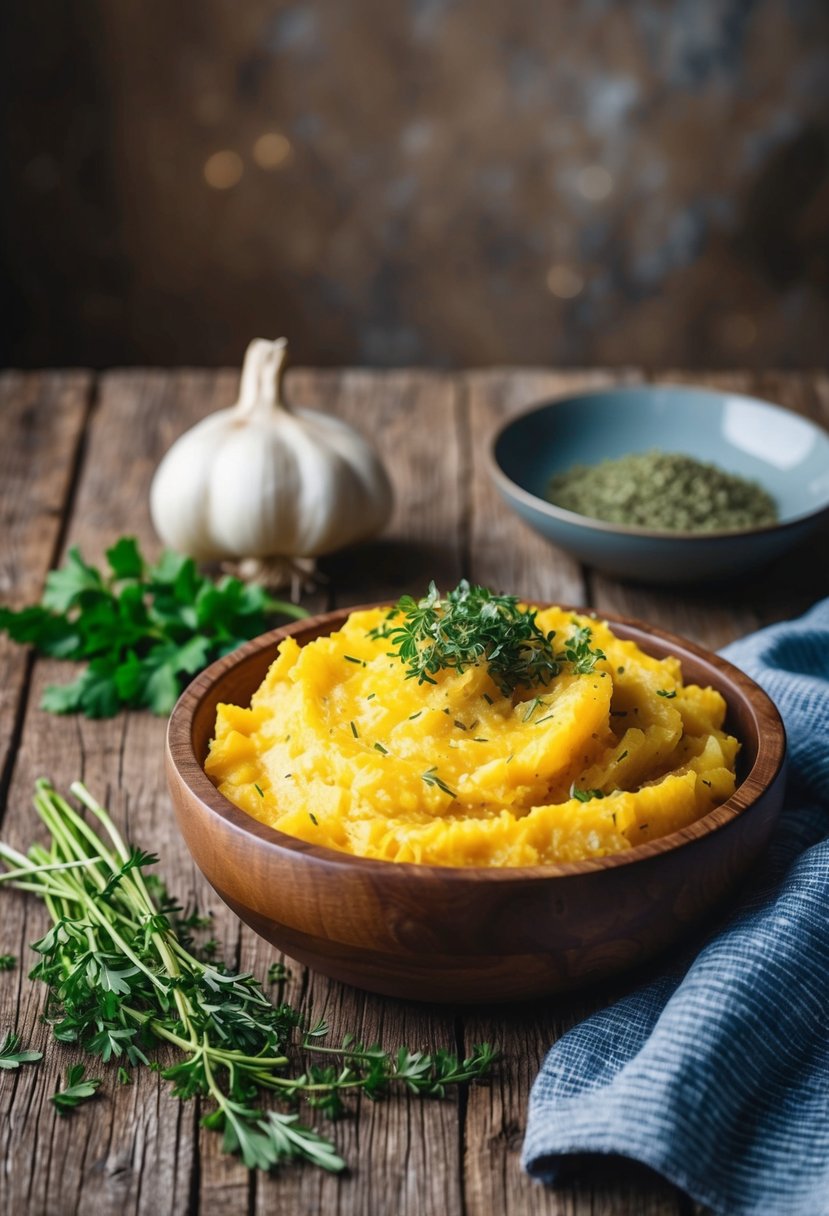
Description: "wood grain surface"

(1, 367), (827, 1216)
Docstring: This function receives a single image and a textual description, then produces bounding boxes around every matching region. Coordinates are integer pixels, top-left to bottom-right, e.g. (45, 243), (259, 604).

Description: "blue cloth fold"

(523, 598), (829, 1216)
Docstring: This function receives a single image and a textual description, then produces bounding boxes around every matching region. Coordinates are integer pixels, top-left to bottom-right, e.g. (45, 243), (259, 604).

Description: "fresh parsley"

(0, 538), (307, 717)
(370, 581), (605, 695)
(51, 1063), (102, 1115)
(0, 1031), (42, 1070)
(0, 780), (496, 1173)
(0, 953), (16, 971)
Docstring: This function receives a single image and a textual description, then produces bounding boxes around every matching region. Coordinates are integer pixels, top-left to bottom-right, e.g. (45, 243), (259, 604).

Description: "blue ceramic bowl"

(488, 385), (829, 584)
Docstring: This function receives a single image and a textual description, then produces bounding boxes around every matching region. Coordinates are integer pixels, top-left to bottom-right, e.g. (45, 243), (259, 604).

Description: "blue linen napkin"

(522, 597), (829, 1216)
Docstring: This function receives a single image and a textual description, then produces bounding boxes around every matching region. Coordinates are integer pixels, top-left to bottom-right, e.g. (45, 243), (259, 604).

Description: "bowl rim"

(167, 601), (787, 883)
(487, 382), (829, 542)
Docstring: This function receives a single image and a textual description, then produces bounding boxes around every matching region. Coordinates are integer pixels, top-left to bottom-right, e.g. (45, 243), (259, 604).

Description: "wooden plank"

(0, 371), (93, 807)
(0, 370), (95, 1210)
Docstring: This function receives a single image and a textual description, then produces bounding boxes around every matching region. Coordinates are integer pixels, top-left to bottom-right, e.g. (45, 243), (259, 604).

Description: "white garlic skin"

(150, 339), (393, 562)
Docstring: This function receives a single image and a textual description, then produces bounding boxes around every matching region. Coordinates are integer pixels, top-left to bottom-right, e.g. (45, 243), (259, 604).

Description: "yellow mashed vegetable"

(205, 605), (739, 867)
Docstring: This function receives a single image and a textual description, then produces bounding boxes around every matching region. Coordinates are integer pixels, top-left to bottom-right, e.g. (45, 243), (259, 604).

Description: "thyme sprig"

(369, 581), (605, 694)
(0, 780), (496, 1172)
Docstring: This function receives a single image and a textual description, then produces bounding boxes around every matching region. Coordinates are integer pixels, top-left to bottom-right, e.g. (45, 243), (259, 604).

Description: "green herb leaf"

(571, 787), (605, 803)
(656, 689), (677, 699)
(51, 1063), (102, 1114)
(421, 767), (457, 799)
(371, 581), (605, 694)
(0, 538), (307, 717)
(0, 954), (16, 971)
(0, 780), (497, 1174)
(0, 1031), (42, 1069)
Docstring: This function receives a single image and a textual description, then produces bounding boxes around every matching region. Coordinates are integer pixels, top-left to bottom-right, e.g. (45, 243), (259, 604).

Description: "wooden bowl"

(165, 606), (786, 1004)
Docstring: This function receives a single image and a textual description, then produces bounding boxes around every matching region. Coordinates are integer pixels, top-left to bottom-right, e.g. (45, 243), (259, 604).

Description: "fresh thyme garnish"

(254, 783), (265, 798)
(421, 767), (457, 799)
(657, 689), (677, 699)
(308, 812), (318, 825)
(350, 721), (359, 738)
(369, 581), (605, 695)
(373, 742), (389, 755)
(0, 780), (496, 1173)
(522, 697), (545, 722)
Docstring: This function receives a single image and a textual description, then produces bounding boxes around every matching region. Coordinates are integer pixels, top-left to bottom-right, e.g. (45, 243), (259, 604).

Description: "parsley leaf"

(0, 954), (17, 971)
(0, 539), (307, 717)
(51, 1063), (102, 1114)
(0, 1031), (43, 1069)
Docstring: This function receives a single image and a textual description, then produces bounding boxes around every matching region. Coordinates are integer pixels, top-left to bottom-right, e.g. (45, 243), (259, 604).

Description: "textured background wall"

(1, 0), (828, 369)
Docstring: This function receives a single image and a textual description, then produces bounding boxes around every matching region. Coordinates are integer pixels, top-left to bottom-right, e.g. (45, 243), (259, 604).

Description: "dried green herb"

(547, 450), (777, 532)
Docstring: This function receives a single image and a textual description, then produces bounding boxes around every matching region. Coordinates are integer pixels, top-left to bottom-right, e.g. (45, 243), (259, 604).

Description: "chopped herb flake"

(571, 787), (605, 802)
(421, 767), (457, 798)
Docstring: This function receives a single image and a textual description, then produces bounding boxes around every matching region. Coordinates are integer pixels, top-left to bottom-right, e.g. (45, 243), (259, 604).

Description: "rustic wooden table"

(1, 368), (827, 1216)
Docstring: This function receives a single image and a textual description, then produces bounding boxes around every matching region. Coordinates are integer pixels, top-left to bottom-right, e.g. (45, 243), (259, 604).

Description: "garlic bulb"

(150, 338), (393, 569)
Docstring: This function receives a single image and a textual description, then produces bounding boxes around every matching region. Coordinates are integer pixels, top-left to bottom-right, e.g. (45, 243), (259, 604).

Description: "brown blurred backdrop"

(1, 1), (828, 370)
